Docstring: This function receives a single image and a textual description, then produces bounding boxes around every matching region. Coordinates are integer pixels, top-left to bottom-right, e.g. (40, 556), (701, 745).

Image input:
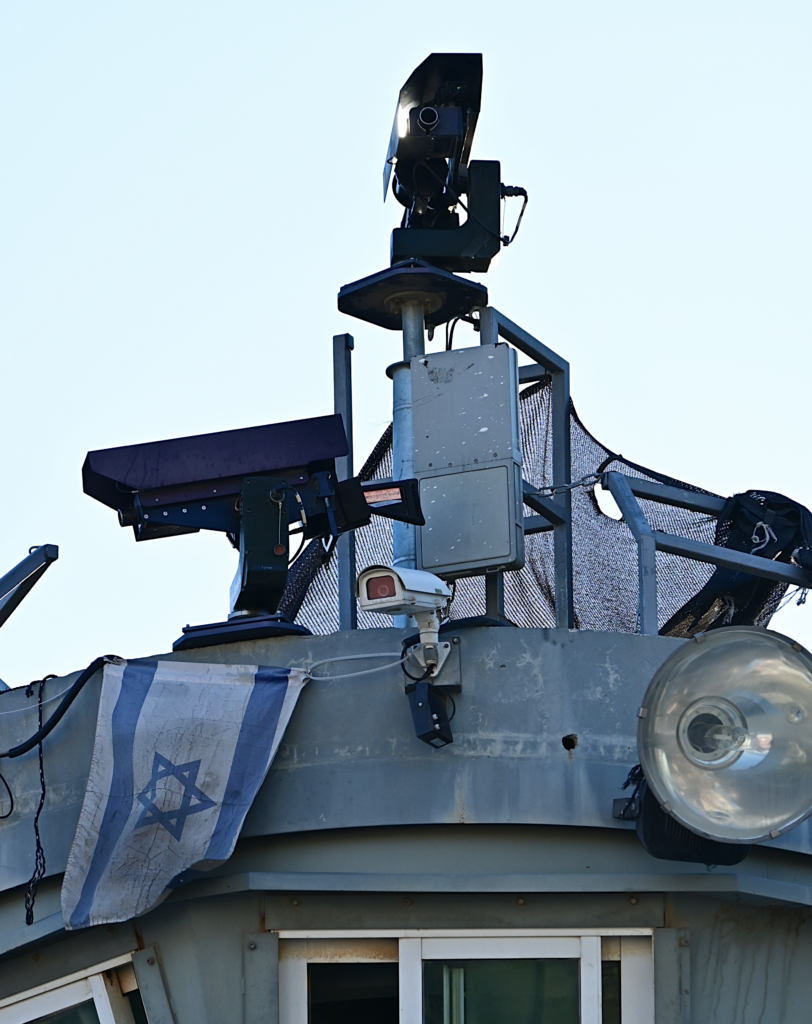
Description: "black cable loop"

(401, 662), (433, 683)
(415, 160), (503, 244)
(24, 678), (47, 925)
(502, 192), (529, 245)
(1, 656), (114, 759)
(0, 768), (13, 819)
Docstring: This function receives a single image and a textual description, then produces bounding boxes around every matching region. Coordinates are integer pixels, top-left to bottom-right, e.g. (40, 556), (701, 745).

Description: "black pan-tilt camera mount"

(338, 54), (526, 339)
(384, 53), (527, 275)
(83, 415), (424, 650)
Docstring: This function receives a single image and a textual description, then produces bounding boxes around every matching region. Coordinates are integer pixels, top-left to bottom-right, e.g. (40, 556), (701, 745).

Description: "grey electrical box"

(412, 343), (524, 578)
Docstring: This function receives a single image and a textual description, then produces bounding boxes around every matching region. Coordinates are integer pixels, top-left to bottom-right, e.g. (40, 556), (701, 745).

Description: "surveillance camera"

(358, 566), (455, 745)
(356, 565), (451, 618)
(357, 564), (452, 663)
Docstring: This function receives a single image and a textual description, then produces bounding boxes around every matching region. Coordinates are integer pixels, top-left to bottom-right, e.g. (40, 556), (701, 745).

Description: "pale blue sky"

(1, 3), (810, 684)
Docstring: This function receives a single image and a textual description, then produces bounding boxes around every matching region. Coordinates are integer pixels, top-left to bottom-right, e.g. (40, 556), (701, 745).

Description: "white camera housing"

(356, 566), (452, 673)
(356, 565), (451, 618)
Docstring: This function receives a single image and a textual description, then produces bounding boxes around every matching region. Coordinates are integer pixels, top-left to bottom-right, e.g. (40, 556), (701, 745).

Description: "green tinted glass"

(602, 961), (621, 1024)
(424, 959), (579, 1024)
(31, 1001), (100, 1024)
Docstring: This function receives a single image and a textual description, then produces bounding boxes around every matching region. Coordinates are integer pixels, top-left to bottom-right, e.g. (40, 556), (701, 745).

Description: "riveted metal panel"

(132, 946), (175, 1024)
(244, 932), (278, 1024)
(411, 344), (524, 576)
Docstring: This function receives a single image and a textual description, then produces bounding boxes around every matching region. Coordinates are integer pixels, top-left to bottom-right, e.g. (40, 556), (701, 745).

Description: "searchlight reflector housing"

(638, 626), (812, 845)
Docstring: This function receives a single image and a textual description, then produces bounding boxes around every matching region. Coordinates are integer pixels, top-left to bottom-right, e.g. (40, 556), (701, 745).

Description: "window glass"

(127, 989), (149, 1024)
(308, 962), (398, 1024)
(601, 961), (621, 1024)
(29, 1002), (100, 1024)
(423, 959), (579, 1024)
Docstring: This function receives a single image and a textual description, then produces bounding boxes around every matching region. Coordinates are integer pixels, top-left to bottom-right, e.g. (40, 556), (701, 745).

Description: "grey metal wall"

(3, 627), (812, 895)
(2, 826), (812, 1024)
(4, 628), (812, 1023)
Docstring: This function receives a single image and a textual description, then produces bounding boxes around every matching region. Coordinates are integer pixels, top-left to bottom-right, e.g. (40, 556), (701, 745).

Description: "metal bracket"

(604, 473), (659, 635)
(480, 307), (573, 628)
(132, 946), (175, 1024)
(601, 470), (812, 637)
(405, 640), (453, 680)
(522, 481), (569, 526)
(244, 932), (279, 1024)
(0, 545), (58, 630)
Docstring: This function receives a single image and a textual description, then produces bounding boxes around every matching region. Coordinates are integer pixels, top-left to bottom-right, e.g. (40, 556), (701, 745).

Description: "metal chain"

(526, 473), (601, 498)
(24, 676), (50, 925)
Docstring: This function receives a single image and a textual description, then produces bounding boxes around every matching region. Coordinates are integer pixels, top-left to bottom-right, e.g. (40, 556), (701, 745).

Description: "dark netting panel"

(286, 379), (778, 634)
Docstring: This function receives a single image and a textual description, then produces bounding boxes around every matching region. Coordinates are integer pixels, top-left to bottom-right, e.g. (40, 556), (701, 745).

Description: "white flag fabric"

(61, 659), (307, 930)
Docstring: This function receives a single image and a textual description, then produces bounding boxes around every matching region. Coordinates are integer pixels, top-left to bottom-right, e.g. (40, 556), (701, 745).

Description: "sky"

(1, 2), (810, 686)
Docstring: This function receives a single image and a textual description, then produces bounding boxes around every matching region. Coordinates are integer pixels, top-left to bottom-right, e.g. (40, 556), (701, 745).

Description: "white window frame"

(0, 953), (137, 1024)
(278, 928), (655, 1024)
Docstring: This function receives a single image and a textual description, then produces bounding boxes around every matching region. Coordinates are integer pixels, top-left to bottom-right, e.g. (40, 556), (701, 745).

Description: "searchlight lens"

(638, 626), (812, 844)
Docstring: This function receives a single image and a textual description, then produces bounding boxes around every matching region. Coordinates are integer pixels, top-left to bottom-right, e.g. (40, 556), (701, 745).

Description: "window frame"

(278, 928), (655, 1024)
(0, 954), (136, 1024)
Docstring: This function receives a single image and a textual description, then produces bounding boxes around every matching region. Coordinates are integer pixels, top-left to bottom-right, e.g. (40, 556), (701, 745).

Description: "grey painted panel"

(243, 628), (686, 838)
(654, 928), (690, 1024)
(0, 918), (138, 998)
(244, 931), (278, 1024)
(134, 893), (262, 1024)
(0, 670), (102, 890)
(671, 893), (811, 1024)
(420, 466), (512, 565)
(4, 627), (812, 903)
(5, 886), (812, 1024)
(412, 344), (520, 472)
(172, 824), (812, 907)
(132, 946), (176, 1024)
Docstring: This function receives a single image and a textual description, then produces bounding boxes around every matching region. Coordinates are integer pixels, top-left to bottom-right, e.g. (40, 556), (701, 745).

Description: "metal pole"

(333, 333), (356, 630)
(392, 299), (425, 627)
(485, 571), (505, 619)
(551, 366), (574, 629)
(605, 472), (658, 635)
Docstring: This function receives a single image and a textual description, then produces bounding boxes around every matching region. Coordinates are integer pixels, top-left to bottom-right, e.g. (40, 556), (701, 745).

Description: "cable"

(304, 652), (408, 681)
(24, 677), (47, 925)
(288, 529), (307, 565)
(501, 187), (528, 246)
(0, 683), (78, 716)
(415, 161), (503, 245)
(446, 318), (460, 351)
(401, 662), (433, 683)
(0, 768), (12, 819)
(0, 656), (115, 759)
(445, 313), (478, 351)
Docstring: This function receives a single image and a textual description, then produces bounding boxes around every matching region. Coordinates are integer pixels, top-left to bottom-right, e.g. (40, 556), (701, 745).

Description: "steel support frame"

(0, 545), (59, 629)
(602, 472), (812, 635)
(333, 333), (356, 630)
(131, 946), (175, 1023)
(480, 308), (573, 628)
(604, 473), (659, 635)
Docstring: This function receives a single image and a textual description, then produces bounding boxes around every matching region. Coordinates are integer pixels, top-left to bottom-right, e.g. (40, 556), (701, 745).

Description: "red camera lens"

(366, 575), (397, 600)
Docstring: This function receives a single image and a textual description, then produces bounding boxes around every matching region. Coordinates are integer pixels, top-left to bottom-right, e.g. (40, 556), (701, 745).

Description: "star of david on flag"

(61, 660), (307, 930)
(135, 753), (216, 840)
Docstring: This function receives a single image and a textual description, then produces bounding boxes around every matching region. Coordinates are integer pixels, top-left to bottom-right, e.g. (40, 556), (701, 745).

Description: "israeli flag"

(61, 660), (307, 930)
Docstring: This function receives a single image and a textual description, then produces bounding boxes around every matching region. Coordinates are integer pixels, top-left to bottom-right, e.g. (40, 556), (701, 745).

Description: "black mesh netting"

(279, 378), (788, 635)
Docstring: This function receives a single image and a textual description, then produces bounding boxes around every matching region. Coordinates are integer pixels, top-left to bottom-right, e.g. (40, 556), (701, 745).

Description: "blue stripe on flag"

(204, 666), (290, 862)
(69, 661), (157, 929)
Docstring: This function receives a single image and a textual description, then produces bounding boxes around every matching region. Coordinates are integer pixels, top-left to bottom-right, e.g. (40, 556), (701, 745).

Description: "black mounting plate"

(338, 260), (488, 331)
(173, 613), (312, 651)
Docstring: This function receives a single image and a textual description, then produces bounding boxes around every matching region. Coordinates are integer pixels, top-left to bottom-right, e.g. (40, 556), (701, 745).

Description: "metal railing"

(332, 307), (809, 635)
(603, 472), (811, 636)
